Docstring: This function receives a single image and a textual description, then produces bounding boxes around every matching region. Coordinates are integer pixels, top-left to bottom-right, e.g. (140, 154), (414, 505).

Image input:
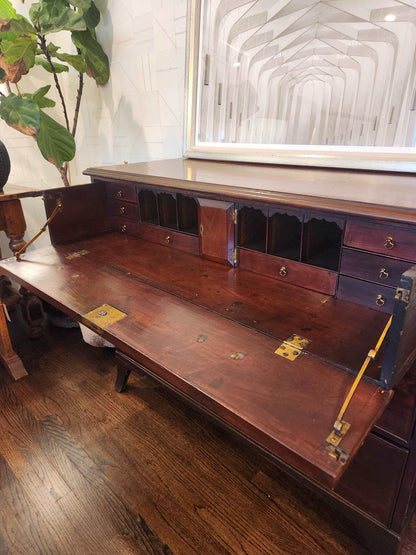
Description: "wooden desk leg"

(0, 301), (27, 380)
(2, 199), (26, 254)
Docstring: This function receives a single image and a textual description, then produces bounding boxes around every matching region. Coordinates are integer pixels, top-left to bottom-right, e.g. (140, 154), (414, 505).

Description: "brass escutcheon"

(384, 236), (395, 249)
(379, 268), (389, 280)
(376, 294), (385, 306)
(279, 266), (288, 277)
(165, 235), (171, 244)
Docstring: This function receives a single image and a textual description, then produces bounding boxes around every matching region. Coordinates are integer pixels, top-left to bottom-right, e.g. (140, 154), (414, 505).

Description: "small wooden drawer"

(340, 248), (413, 288)
(344, 220), (416, 261)
(238, 248), (337, 295)
(137, 223), (200, 256)
(107, 182), (137, 203)
(337, 275), (396, 313)
(110, 216), (139, 236)
(110, 199), (139, 220)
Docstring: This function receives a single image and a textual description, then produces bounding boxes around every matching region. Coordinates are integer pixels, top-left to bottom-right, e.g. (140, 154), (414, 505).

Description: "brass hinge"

(395, 287), (410, 304)
(324, 315), (392, 458)
(233, 208), (238, 225)
(275, 334), (311, 361)
(232, 248), (238, 265)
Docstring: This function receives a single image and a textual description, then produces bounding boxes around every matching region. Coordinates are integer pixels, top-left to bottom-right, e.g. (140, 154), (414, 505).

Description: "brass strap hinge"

(325, 315), (393, 460)
(233, 208), (238, 225)
(15, 197), (63, 260)
(395, 287), (410, 304)
(275, 334), (311, 361)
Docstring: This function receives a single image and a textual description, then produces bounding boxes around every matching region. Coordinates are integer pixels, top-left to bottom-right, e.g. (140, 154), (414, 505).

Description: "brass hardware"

(376, 294), (385, 307)
(165, 235), (171, 244)
(229, 352), (245, 360)
(325, 444), (349, 464)
(325, 315), (392, 454)
(275, 334), (311, 361)
(15, 197), (63, 260)
(197, 334), (208, 343)
(279, 266), (288, 277)
(83, 304), (127, 328)
(232, 248), (238, 266)
(119, 206), (126, 215)
(233, 208), (238, 225)
(384, 236), (395, 249)
(379, 268), (389, 280)
(395, 287), (410, 304)
(116, 190), (123, 198)
(121, 224), (127, 233)
(65, 249), (89, 260)
(200, 223), (204, 237)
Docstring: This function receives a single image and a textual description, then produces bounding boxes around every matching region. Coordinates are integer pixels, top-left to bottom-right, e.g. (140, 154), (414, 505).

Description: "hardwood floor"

(0, 314), (415, 554)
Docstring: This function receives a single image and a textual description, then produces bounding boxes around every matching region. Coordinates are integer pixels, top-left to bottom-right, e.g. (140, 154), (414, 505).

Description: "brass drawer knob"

(376, 294), (385, 307)
(116, 190), (123, 199)
(119, 206), (126, 215)
(279, 266), (288, 277)
(121, 224), (127, 233)
(165, 235), (171, 244)
(379, 268), (389, 280)
(384, 236), (395, 249)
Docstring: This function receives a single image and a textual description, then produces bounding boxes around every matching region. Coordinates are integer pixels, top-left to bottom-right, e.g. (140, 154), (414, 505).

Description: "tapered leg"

(0, 300), (27, 380)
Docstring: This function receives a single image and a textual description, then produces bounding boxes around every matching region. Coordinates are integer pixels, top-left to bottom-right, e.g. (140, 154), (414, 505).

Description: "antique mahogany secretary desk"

(1, 158), (416, 553)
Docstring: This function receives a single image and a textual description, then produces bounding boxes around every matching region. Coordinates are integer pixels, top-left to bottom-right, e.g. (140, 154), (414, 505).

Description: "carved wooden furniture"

(1, 159), (416, 552)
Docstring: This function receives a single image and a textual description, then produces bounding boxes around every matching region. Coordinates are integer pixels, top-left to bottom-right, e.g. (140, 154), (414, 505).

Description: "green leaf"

(0, 0), (17, 20)
(24, 85), (56, 109)
(0, 33), (37, 81)
(0, 17), (37, 34)
(81, 1), (100, 29)
(30, 0), (87, 34)
(36, 111), (75, 168)
(71, 29), (108, 84)
(68, 0), (92, 8)
(0, 67), (5, 80)
(54, 51), (87, 73)
(35, 57), (69, 73)
(0, 94), (40, 136)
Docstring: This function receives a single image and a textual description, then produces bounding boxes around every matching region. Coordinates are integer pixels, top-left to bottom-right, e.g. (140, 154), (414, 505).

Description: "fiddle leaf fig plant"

(0, 0), (109, 186)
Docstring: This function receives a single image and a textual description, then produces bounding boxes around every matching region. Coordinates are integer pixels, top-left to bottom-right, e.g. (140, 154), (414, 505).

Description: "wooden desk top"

(84, 158), (416, 223)
(0, 183), (44, 201)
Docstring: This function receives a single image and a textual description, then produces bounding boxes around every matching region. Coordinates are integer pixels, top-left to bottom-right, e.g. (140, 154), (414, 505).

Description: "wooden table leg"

(1, 199), (26, 254)
(0, 300), (27, 380)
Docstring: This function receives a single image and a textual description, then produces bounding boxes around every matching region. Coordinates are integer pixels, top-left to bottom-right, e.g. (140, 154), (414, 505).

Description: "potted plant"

(0, 0), (109, 187)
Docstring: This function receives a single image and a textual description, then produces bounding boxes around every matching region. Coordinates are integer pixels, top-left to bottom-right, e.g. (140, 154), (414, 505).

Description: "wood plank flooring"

(0, 313), (415, 554)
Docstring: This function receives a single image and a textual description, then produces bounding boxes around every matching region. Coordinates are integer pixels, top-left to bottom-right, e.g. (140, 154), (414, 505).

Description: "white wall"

(1, 0), (187, 254)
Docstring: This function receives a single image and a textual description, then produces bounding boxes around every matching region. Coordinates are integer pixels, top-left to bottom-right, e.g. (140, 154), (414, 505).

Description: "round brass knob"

(165, 235), (171, 244)
(384, 236), (395, 249)
(116, 190), (123, 198)
(121, 224), (127, 233)
(376, 294), (385, 306)
(279, 266), (288, 277)
(379, 268), (389, 280)
(119, 206), (126, 215)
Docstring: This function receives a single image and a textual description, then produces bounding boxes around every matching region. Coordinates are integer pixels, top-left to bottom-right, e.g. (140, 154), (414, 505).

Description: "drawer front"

(238, 248), (337, 295)
(337, 275), (396, 313)
(340, 248), (413, 288)
(344, 220), (416, 261)
(336, 433), (408, 525)
(107, 182), (137, 203)
(110, 216), (139, 236)
(110, 199), (139, 220)
(137, 223), (200, 256)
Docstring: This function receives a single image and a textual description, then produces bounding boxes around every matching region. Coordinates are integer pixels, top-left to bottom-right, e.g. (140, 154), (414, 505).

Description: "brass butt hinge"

(275, 334), (311, 361)
(232, 208), (238, 225)
(15, 197), (63, 260)
(325, 315), (393, 461)
(232, 248), (238, 266)
(395, 287), (410, 304)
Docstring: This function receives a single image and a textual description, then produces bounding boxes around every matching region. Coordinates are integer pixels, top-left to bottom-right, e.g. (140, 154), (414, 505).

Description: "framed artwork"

(184, 0), (416, 172)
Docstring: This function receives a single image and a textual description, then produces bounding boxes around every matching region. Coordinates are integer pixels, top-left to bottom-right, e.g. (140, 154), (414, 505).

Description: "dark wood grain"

(200, 202), (234, 264)
(337, 275), (396, 314)
(137, 222), (200, 256)
(0, 241), (392, 488)
(0, 316), (388, 554)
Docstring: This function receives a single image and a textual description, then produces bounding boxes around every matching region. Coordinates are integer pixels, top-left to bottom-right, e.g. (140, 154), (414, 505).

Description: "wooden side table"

(0, 185), (44, 380)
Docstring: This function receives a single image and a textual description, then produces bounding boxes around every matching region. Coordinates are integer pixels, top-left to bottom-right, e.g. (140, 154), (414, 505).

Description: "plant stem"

(72, 70), (84, 137)
(58, 165), (70, 187)
(38, 34), (70, 131)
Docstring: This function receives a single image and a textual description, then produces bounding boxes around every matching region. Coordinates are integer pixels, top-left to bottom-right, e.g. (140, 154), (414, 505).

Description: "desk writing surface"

(0, 183), (44, 201)
(0, 233), (393, 489)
